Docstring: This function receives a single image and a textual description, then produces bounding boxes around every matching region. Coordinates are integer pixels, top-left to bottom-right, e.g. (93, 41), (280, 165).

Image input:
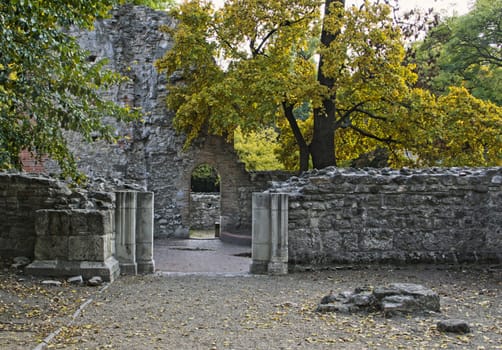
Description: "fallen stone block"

(437, 319), (471, 334)
(41, 280), (62, 287)
(87, 276), (103, 287)
(12, 256), (31, 269)
(67, 275), (84, 285)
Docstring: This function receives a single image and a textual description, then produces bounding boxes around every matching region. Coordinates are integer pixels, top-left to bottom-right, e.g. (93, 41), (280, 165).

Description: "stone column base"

(267, 261), (288, 275)
(25, 257), (120, 282)
(249, 260), (269, 274)
(137, 260), (155, 274)
(119, 262), (138, 275)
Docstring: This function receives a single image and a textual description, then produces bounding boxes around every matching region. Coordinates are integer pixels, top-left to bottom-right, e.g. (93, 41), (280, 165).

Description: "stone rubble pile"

(316, 283), (440, 316)
(57, 175), (147, 211)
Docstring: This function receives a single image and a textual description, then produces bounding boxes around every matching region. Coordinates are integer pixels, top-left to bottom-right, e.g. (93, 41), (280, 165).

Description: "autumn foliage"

(157, 0), (501, 171)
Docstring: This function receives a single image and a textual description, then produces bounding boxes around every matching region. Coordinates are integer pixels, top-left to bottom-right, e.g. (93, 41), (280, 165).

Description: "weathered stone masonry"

(65, 6), (291, 238)
(0, 174), (71, 258)
(268, 167), (502, 265)
(8, 6), (500, 273)
(190, 193), (220, 230)
(1, 173), (155, 281)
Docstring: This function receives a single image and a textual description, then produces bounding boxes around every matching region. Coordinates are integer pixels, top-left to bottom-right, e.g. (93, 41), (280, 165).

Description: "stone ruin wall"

(189, 193), (220, 230)
(0, 172), (154, 280)
(0, 173), (116, 258)
(0, 174), (71, 257)
(268, 167), (502, 266)
(63, 5), (291, 238)
(19, 5), (501, 268)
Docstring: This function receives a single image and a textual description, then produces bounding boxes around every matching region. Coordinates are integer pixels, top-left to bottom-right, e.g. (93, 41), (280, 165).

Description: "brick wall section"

(269, 167), (502, 265)
(0, 173), (71, 257)
(20, 150), (47, 174)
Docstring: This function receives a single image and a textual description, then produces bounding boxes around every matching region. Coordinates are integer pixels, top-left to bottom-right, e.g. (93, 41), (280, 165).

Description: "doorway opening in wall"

(189, 164), (221, 239)
(154, 163), (251, 274)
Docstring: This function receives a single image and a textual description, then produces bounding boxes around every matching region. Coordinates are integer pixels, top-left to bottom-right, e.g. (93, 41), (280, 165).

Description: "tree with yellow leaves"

(157, 0), (501, 171)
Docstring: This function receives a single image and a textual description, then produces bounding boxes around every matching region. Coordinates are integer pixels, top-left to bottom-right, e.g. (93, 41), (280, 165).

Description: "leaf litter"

(1, 260), (501, 349)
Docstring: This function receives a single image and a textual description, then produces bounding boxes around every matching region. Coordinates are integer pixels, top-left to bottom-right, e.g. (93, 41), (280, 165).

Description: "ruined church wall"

(69, 6), (282, 238)
(268, 167), (502, 265)
(189, 193), (220, 230)
(0, 173), (120, 259)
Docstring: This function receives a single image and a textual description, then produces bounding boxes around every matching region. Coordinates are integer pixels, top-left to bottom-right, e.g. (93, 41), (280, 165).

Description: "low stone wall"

(268, 167), (502, 265)
(233, 171), (293, 235)
(0, 173), (71, 257)
(189, 193), (220, 230)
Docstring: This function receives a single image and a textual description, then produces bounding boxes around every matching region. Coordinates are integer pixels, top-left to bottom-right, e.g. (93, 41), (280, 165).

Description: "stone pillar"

(250, 194), (271, 274)
(214, 221), (220, 238)
(115, 191), (137, 275)
(250, 193), (288, 275)
(268, 194), (288, 275)
(136, 192), (155, 274)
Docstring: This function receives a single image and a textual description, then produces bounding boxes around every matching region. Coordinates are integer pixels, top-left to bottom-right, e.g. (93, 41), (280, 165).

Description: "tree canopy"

(128, 0), (175, 10)
(157, 0), (502, 170)
(411, 0), (501, 105)
(158, 0), (501, 171)
(0, 0), (144, 181)
(234, 127), (284, 171)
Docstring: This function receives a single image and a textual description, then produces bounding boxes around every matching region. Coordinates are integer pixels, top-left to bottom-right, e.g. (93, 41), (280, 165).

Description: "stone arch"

(175, 136), (252, 238)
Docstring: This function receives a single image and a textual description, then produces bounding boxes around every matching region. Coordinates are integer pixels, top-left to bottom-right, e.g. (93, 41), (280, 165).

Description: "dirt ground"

(1, 257), (501, 350)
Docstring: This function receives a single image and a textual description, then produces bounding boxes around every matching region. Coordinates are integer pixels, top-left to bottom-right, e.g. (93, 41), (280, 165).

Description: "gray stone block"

(437, 319), (471, 334)
(34, 236), (69, 260)
(380, 283), (440, 313)
(68, 235), (111, 261)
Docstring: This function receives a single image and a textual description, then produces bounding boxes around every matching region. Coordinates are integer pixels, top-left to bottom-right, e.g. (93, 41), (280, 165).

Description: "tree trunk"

(310, 0), (343, 169)
(283, 102), (310, 172)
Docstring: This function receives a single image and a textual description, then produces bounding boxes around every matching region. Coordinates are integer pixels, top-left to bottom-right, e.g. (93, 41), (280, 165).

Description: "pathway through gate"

(154, 232), (251, 274)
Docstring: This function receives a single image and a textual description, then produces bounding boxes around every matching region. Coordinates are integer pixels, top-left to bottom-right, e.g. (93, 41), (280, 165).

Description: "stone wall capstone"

(268, 167), (502, 265)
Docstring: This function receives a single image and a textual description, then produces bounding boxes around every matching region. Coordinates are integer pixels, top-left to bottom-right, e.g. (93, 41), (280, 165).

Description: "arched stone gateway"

(175, 136), (253, 239)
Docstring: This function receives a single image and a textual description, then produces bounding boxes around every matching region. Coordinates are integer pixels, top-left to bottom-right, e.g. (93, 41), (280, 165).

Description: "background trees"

(234, 127), (284, 171)
(158, 0), (501, 171)
(411, 0), (501, 105)
(2, 0), (498, 179)
(0, 1), (140, 180)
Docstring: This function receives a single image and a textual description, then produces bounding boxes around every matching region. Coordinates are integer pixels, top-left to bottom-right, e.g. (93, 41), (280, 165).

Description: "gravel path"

(154, 238), (251, 274)
(45, 265), (501, 350)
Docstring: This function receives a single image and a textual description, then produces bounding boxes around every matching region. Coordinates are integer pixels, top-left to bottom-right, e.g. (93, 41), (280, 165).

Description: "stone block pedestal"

(25, 209), (119, 282)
